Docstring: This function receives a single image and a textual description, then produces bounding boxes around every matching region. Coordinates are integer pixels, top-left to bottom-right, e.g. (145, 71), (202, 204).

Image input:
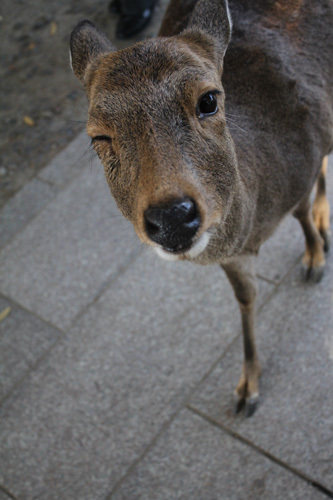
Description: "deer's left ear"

(70, 20), (115, 84)
(179, 0), (232, 70)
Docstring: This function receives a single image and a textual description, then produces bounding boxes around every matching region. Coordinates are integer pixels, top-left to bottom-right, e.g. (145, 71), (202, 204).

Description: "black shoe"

(109, 0), (121, 14)
(116, 3), (157, 39)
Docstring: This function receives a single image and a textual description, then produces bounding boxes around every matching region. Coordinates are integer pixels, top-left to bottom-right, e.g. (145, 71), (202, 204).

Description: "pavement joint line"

(187, 404), (333, 498)
(103, 280), (282, 499)
(257, 246), (305, 286)
(103, 405), (187, 499)
(0, 179), (58, 252)
(177, 252), (332, 490)
(36, 133), (96, 188)
(0, 292), (65, 337)
(178, 273), (281, 413)
(0, 251), (325, 497)
(256, 273), (280, 285)
(97, 253), (291, 498)
(0, 484), (21, 500)
(102, 324), (247, 497)
(104, 283), (325, 500)
(0, 325), (67, 410)
(35, 129), (90, 182)
(0, 187), (328, 495)
(66, 245), (145, 332)
(0, 154), (98, 254)
(0, 219), (141, 334)
(187, 404), (333, 499)
(0, 247), (143, 408)
(0, 292), (67, 408)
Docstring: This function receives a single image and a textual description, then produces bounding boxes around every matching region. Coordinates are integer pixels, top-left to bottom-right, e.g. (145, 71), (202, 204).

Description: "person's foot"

(116, 2), (157, 39)
(109, 0), (121, 14)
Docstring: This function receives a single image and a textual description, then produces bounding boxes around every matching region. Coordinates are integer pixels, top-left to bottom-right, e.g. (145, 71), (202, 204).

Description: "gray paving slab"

(0, 162), (141, 330)
(0, 489), (14, 500)
(112, 409), (327, 500)
(0, 251), (274, 500)
(0, 122), (330, 500)
(190, 242), (333, 492)
(256, 214), (304, 284)
(0, 296), (61, 402)
(0, 177), (58, 249)
(37, 131), (91, 188)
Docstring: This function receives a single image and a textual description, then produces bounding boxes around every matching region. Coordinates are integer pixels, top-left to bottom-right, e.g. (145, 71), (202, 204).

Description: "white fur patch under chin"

(155, 247), (181, 261)
(154, 232), (211, 261)
(185, 231), (211, 258)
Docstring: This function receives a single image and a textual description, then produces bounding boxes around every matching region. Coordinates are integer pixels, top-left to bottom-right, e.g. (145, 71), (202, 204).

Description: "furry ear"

(180, 0), (232, 67)
(70, 20), (115, 83)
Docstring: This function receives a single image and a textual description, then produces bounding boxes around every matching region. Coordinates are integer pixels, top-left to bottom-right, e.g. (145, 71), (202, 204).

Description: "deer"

(70, 0), (333, 416)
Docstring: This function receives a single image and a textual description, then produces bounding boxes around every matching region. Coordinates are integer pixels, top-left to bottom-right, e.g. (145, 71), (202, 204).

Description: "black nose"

(144, 198), (200, 252)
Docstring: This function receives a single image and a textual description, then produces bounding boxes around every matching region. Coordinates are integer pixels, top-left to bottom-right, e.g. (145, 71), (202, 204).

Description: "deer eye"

(91, 135), (112, 143)
(197, 92), (219, 118)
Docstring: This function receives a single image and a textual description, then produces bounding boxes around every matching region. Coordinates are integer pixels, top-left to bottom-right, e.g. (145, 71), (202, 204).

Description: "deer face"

(70, 1), (237, 262)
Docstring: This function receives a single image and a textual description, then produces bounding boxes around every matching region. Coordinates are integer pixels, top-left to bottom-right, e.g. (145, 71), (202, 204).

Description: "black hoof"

(233, 393), (246, 414)
(301, 263), (324, 283)
(234, 393), (259, 417)
(245, 396), (259, 417)
(320, 229), (331, 253)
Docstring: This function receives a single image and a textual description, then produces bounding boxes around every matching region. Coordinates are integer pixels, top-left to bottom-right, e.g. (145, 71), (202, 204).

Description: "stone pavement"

(0, 133), (332, 499)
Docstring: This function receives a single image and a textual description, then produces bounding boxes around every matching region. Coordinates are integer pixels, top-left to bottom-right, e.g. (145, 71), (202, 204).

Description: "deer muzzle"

(144, 197), (200, 253)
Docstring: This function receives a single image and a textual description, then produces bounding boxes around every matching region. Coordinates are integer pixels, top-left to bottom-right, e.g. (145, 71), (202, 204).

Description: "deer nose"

(144, 198), (200, 252)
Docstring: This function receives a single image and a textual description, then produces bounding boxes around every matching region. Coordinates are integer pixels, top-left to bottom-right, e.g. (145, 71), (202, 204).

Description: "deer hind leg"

(294, 180), (327, 283)
(312, 156), (330, 253)
(222, 255), (261, 417)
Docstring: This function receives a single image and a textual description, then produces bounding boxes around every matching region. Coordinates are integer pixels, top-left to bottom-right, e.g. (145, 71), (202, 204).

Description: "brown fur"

(70, 0), (333, 416)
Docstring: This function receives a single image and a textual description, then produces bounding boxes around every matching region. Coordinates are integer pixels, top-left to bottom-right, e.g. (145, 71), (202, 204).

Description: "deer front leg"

(222, 256), (261, 417)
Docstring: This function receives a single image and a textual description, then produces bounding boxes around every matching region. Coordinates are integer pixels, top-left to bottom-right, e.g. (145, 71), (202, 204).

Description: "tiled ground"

(1, 140), (332, 499)
(1, 4), (333, 498)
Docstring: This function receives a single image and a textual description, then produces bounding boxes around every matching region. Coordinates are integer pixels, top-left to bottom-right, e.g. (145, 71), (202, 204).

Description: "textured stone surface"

(256, 214), (304, 284)
(0, 162), (141, 330)
(0, 252), (274, 500)
(190, 246), (333, 491)
(0, 489), (13, 500)
(0, 296), (61, 402)
(0, 177), (58, 249)
(112, 409), (327, 500)
(37, 131), (92, 187)
(0, 88), (331, 500)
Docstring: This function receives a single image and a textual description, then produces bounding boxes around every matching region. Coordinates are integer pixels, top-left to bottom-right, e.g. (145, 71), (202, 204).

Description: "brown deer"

(70, 0), (332, 416)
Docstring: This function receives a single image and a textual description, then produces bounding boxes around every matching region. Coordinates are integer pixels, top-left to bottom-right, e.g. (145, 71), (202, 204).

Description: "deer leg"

(222, 255), (261, 417)
(312, 156), (330, 253)
(294, 189), (326, 283)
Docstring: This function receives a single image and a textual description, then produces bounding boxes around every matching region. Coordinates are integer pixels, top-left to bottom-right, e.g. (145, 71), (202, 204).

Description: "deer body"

(70, 0), (332, 415)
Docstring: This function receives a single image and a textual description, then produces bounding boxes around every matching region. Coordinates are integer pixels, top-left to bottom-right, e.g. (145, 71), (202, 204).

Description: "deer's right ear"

(70, 20), (115, 84)
(179, 0), (232, 71)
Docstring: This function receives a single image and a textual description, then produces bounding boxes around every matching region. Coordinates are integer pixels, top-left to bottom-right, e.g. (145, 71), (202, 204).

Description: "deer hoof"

(233, 392), (259, 417)
(245, 395), (259, 417)
(320, 228), (331, 253)
(301, 262), (325, 283)
(233, 393), (246, 414)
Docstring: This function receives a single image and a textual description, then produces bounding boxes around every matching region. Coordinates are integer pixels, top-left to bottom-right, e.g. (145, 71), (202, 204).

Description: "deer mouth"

(154, 231), (211, 261)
